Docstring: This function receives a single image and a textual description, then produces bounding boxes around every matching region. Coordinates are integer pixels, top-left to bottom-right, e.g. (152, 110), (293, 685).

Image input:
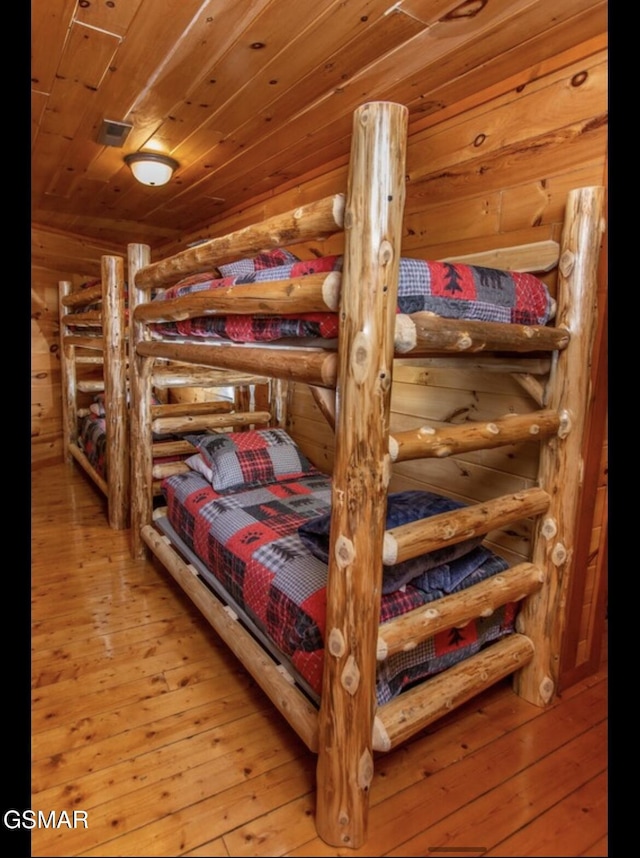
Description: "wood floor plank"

(486, 769), (608, 856)
(30, 463), (608, 857)
(383, 721), (607, 856)
(32, 681), (271, 778)
(580, 833), (609, 856)
(284, 678), (607, 857)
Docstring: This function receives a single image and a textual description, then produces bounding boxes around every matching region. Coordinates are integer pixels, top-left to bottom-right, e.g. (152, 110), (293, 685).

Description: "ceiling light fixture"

(124, 152), (179, 187)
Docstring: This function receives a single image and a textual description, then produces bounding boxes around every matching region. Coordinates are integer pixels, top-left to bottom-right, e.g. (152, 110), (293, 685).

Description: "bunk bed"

(59, 257), (130, 528)
(58, 256), (274, 530)
(126, 102), (605, 848)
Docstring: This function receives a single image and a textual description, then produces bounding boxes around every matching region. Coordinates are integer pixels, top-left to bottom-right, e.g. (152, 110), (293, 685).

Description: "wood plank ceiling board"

(30, 0), (608, 248)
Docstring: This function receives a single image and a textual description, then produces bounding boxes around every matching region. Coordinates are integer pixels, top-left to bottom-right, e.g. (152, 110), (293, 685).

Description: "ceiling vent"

(97, 119), (133, 148)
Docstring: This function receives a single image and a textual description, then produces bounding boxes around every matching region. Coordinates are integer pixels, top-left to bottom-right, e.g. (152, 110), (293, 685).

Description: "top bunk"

(127, 203), (570, 390)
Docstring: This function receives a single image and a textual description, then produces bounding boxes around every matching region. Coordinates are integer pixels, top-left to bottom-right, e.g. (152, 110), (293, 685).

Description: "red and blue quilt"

(150, 249), (554, 344)
(161, 462), (518, 706)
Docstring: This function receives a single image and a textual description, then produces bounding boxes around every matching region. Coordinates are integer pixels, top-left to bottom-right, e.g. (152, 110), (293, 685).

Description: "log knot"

(328, 628), (346, 657)
(379, 238), (394, 266)
(335, 534), (355, 568)
(358, 749), (374, 790)
(557, 409), (571, 439)
(341, 655), (360, 695)
(559, 248), (575, 278)
(539, 675), (555, 704)
(541, 517), (557, 540)
(351, 331), (371, 383)
(551, 541), (568, 566)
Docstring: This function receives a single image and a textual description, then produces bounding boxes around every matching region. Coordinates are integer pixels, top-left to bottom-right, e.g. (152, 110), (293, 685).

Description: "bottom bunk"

(143, 428), (539, 754)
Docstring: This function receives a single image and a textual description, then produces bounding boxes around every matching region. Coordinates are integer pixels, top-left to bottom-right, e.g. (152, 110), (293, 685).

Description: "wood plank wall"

(30, 36), (607, 684)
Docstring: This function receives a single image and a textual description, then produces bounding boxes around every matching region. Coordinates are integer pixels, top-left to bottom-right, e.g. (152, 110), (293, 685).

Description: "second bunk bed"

(125, 101), (605, 848)
(58, 255), (275, 529)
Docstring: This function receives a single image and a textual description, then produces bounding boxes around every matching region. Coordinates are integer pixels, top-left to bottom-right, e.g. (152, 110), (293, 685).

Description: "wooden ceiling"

(31, 0), (607, 252)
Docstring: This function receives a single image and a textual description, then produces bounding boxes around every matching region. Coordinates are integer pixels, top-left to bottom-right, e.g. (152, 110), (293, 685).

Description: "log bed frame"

(123, 101), (605, 847)
(58, 258), (275, 529)
(59, 258), (130, 528)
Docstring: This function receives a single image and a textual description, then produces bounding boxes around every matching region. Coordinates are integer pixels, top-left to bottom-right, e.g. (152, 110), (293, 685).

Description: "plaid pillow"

(185, 428), (319, 492)
(218, 248), (301, 278)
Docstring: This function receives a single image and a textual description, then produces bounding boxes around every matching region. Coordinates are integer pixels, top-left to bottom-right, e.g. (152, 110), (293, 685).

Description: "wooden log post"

(128, 242), (153, 557)
(102, 255), (130, 529)
(315, 101), (408, 849)
(58, 280), (76, 464)
(513, 186), (606, 707)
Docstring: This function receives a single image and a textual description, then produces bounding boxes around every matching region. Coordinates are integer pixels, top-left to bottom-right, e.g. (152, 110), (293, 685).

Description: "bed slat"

(372, 633), (535, 752)
(383, 487), (550, 566)
(389, 409), (560, 461)
(377, 562), (544, 661)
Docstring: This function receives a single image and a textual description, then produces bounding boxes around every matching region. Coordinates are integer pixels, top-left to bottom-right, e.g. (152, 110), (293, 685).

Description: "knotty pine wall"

(30, 35), (607, 684)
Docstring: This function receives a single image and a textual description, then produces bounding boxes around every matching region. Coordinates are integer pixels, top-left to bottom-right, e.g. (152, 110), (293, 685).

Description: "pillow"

(298, 490), (484, 594)
(185, 428), (319, 492)
(184, 452), (214, 484)
(218, 248), (301, 278)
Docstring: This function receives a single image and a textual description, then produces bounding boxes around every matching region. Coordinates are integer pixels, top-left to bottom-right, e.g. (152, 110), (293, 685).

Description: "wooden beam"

(152, 410), (271, 435)
(135, 194), (345, 292)
(137, 340), (338, 388)
(389, 410), (560, 461)
(134, 272), (340, 323)
(377, 562), (544, 661)
(383, 487), (551, 566)
(397, 313), (570, 354)
(372, 634), (534, 752)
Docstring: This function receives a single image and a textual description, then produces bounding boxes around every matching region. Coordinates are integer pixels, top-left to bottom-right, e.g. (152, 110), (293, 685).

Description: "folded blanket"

(298, 489), (485, 593)
(150, 249), (554, 343)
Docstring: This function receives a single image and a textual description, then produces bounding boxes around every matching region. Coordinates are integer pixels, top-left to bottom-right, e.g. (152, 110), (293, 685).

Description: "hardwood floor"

(30, 463), (608, 857)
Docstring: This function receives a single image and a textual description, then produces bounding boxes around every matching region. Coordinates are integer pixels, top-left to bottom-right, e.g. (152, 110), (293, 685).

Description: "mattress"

(149, 249), (554, 344)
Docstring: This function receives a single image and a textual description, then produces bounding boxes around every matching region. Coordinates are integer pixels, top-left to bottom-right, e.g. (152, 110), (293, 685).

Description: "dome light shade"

(124, 152), (179, 186)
